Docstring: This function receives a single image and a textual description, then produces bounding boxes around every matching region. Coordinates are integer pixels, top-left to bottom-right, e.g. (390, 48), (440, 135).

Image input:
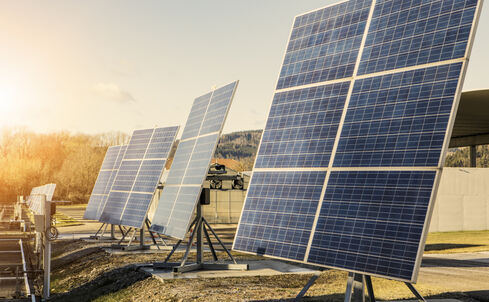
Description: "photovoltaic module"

(233, 0), (482, 282)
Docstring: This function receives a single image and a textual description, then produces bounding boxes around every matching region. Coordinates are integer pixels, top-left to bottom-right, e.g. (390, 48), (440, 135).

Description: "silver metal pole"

(196, 203), (203, 264)
(42, 194), (51, 299)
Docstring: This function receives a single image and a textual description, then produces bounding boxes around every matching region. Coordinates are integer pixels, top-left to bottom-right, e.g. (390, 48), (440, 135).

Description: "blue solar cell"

(255, 82), (350, 168)
(99, 127), (178, 228)
(150, 186), (202, 239)
(183, 134), (219, 184)
(200, 82), (237, 135)
(111, 160), (142, 192)
(358, 0), (477, 75)
(85, 145), (126, 220)
(181, 93), (212, 140)
(132, 160), (166, 193)
(120, 193), (153, 227)
(145, 126), (179, 159)
(100, 191), (129, 224)
(334, 63), (462, 167)
(124, 129), (154, 160)
(164, 139), (197, 185)
(277, 0), (371, 89)
(308, 171), (435, 280)
(234, 171), (326, 261)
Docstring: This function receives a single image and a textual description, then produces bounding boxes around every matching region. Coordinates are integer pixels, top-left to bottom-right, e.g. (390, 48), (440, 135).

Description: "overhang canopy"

(450, 89), (489, 148)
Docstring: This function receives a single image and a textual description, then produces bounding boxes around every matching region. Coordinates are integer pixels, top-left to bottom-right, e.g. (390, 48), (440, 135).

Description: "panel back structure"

(150, 81), (239, 239)
(233, 0), (482, 282)
(84, 145), (127, 220)
(28, 183), (56, 215)
(99, 126), (179, 228)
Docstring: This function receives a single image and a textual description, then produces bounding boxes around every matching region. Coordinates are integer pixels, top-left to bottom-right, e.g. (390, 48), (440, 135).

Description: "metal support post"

(470, 145), (477, 167)
(294, 273), (320, 301)
(196, 203), (203, 264)
(154, 190), (248, 273)
(110, 224), (116, 240)
(405, 282), (427, 302)
(42, 195), (51, 299)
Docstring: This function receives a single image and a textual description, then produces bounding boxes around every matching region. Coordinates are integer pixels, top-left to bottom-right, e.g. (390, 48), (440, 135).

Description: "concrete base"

(105, 245), (172, 255)
(142, 259), (320, 280)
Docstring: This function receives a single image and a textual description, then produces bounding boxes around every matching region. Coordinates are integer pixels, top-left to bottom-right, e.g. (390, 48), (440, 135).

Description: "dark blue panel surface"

(334, 63), (462, 167)
(358, 0), (477, 75)
(120, 193), (153, 228)
(256, 82), (350, 168)
(145, 126), (179, 159)
(110, 160), (142, 191)
(124, 129), (153, 159)
(132, 160), (166, 193)
(234, 171), (326, 261)
(308, 170), (435, 280)
(277, 0), (371, 89)
(99, 191), (129, 224)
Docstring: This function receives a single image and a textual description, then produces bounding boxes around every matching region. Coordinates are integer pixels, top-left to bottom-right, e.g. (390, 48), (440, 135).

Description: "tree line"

(0, 128), (129, 203)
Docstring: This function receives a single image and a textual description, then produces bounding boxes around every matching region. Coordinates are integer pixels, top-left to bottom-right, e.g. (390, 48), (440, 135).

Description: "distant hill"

(215, 130), (262, 159)
(166, 129), (262, 171)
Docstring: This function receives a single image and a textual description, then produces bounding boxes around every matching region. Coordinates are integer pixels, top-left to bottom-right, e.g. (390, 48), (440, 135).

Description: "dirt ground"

(48, 240), (489, 302)
(48, 206), (489, 302)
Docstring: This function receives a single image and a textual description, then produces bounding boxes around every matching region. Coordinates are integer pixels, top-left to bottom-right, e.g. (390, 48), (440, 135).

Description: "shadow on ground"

(251, 291), (489, 302)
(425, 243), (483, 252)
(421, 257), (489, 268)
(49, 265), (150, 302)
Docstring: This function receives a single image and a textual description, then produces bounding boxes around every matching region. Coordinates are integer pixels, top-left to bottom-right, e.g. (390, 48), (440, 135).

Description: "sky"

(0, 1), (488, 136)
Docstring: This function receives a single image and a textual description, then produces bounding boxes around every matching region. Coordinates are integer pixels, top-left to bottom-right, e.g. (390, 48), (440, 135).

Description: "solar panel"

(83, 146), (126, 220)
(99, 126), (179, 228)
(234, 0), (482, 282)
(28, 183), (56, 215)
(150, 81), (238, 239)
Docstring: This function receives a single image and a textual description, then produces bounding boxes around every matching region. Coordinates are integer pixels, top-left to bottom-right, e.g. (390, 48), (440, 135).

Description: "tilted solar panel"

(28, 183), (57, 215)
(234, 0), (482, 282)
(150, 81), (238, 240)
(99, 126), (179, 228)
(84, 145), (126, 220)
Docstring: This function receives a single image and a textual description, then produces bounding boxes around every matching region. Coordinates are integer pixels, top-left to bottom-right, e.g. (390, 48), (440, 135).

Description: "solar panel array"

(27, 184), (56, 215)
(99, 126), (179, 229)
(234, 0), (481, 282)
(150, 81), (239, 239)
(84, 145), (127, 220)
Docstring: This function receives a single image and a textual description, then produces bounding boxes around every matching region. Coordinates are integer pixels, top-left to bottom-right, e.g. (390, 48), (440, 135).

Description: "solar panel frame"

(233, 0), (483, 283)
(150, 81), (239, 240)
(99, 126), (179, 229)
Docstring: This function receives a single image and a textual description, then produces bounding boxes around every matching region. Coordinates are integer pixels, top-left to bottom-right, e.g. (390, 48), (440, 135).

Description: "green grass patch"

(425, 230), (489, 254)
(53, 212), (83, 227)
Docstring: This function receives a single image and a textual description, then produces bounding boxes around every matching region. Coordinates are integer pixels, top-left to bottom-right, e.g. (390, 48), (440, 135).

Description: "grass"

(53, 212), (83, 227)
(425, 230), (489, 254)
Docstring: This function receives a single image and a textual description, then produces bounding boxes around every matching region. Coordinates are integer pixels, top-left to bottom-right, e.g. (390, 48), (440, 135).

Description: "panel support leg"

(405, 282), (426, 302)
(153, 193), (248, 273)
(294, 273), (320, 301)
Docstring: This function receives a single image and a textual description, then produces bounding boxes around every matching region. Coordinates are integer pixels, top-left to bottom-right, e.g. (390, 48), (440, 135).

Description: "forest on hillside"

(0, 127), (485, 204)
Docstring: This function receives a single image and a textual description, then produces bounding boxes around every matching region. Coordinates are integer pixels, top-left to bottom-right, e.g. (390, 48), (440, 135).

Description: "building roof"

(451, 89), (489, 147)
